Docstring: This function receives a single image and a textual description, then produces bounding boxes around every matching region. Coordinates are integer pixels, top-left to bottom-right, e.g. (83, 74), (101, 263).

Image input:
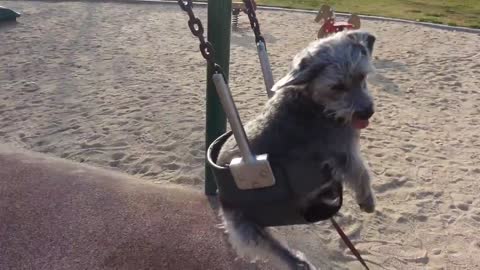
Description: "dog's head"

(275, 30), (376, 129)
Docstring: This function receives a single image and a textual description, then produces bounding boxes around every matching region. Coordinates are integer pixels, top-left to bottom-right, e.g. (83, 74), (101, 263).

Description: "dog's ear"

(346, 31), (376, 56)
(282, 55), (328, 87)
(365, 34), (376, 55)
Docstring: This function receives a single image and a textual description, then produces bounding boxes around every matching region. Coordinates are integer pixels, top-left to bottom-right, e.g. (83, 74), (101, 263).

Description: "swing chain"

(177, 0), (224, 75)
(242, 0), (265, 45)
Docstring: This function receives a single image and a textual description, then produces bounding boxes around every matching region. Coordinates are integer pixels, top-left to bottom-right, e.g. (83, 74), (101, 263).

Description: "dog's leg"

(221, 207), (317, 270)
(345, 150), (375, 213)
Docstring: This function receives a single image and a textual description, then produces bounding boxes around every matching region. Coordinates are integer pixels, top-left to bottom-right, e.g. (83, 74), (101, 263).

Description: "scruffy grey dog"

(216, 30), (377, 270)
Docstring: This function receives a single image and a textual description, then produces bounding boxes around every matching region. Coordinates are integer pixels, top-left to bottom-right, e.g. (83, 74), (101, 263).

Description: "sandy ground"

(1, 1), (479, 269)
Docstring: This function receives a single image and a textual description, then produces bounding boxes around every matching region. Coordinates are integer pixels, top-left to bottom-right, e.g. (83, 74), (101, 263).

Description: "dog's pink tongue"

(352, 119), (369, 129)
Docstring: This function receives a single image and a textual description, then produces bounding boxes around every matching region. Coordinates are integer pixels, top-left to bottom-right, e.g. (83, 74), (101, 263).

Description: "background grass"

(254, 0), (480, 29)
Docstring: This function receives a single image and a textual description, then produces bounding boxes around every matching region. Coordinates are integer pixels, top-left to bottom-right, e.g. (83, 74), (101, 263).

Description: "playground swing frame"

(178, 0), (343, 227)
(201, 0), (273, 196)
(178, 1), (371, 268)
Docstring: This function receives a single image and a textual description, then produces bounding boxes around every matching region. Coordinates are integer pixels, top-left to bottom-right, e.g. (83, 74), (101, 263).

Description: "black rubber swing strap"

(330, 218), (370, 270)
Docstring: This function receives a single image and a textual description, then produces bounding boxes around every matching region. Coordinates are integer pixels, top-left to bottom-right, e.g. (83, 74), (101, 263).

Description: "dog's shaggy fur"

(216, 30), (377, 269)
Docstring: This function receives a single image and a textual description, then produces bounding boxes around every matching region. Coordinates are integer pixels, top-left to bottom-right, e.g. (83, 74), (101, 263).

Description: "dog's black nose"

(355, 107), (374, 120)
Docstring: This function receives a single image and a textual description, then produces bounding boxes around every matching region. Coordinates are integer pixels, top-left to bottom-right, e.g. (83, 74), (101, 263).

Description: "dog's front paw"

(358, 194), (375, 213)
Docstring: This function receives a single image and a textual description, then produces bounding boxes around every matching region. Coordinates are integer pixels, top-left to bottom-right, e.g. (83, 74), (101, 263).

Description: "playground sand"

(1, 1), (479, 269)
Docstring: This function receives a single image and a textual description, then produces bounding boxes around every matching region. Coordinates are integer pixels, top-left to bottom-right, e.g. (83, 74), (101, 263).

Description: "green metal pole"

(205, 0), (231, 195)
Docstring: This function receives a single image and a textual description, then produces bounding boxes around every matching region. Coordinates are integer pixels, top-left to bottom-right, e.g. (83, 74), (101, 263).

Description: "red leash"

(330, 218), (370, 270)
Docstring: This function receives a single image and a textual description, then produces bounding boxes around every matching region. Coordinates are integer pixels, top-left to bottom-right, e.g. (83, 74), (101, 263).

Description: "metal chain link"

(177, 0), (224, 76)
(242, 0), (266, 44)
(178, 0), (265, 75)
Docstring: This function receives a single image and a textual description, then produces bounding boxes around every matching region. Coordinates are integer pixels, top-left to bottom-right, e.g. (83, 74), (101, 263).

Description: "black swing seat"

(207, 131), (343, 227)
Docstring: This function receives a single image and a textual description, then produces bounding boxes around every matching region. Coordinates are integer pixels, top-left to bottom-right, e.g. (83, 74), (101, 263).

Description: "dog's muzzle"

(352, 107), (374, 129)
(354, 107), (374, 120)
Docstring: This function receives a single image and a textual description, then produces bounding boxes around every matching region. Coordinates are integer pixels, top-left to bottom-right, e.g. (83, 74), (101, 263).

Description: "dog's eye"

(357, 74), (366, 81)
(331, 83), (346, 92)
